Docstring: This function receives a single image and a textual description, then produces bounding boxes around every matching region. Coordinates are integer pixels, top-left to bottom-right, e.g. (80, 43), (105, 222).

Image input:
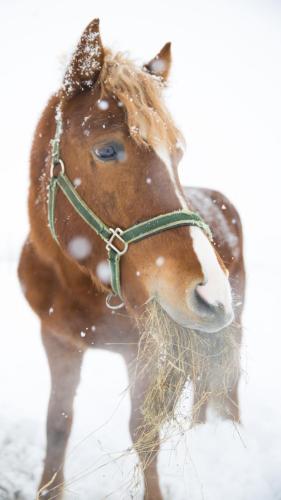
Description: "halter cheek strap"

(48, 170), (212, 301)
(48, 106), (212, 306)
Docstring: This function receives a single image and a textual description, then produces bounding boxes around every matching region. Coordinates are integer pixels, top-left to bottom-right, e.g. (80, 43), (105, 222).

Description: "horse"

(18, 18), (245, 500)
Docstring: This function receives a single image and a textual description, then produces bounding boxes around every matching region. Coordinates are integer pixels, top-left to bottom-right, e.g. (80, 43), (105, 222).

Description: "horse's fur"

(100, 49), (183, 150)
(18, 18), (245, 500)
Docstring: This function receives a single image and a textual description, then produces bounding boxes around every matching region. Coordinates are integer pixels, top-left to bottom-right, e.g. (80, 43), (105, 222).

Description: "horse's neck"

(28, 95), (102, 295)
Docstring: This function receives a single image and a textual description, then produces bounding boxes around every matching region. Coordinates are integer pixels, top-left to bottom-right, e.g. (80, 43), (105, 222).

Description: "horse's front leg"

(124, 355), (163, 500)
(38, 326), (84, 500)
(192, 366), (241, 425)
(192, 322), (242, 426)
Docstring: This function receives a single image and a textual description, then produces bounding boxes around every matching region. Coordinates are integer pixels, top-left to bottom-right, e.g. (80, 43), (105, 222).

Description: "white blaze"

(154, 145), (187, 207)
(154, 144), (232, 314)
(190, 227), (232, 313)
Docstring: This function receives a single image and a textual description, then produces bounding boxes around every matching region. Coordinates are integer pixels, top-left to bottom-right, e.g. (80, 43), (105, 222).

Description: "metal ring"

(50, 158), (65, 178)
(105, 293), (125, 310)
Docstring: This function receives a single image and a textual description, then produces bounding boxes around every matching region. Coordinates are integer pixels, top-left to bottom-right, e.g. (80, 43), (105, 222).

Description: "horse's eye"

(93, 142), (125, 162)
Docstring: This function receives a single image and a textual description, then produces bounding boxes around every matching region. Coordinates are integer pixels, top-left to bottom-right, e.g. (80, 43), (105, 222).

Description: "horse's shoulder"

(18, 237), (58, 317)
(18, 237), (99, 319)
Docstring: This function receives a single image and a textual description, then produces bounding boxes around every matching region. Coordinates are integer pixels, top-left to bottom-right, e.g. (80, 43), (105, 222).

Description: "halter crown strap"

(48, 171), (212, 299)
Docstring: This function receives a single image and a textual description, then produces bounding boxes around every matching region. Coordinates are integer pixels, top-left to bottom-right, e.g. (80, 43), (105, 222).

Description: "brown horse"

(18, 19), (245, 500)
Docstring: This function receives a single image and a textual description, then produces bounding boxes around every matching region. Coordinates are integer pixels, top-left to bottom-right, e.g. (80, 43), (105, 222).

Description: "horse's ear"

(143, 42), (172, 81)
(62, 18), (104, 98)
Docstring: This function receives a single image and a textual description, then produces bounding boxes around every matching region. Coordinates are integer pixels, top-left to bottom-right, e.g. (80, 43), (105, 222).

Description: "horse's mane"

(99, 49), (184, 151)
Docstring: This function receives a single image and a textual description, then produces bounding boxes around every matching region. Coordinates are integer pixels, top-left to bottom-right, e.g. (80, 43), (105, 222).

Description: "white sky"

(1, 0), (281, 259)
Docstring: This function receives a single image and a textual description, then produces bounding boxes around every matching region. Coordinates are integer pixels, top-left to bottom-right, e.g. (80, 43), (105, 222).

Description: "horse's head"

(52, 19), (233, 333)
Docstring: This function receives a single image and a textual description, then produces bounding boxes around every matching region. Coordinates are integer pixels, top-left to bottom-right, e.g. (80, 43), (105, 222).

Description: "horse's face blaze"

(52, 20), (233, 332)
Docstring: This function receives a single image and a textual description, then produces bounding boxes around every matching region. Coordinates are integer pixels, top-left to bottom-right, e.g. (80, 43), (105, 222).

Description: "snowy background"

(1, 0), (281, 498)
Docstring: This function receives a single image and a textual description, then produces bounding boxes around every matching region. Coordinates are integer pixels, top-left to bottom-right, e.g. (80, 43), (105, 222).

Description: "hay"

(131, 300), (240, 468)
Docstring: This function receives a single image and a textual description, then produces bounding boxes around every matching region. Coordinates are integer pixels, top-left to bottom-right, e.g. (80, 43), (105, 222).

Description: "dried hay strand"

(131, 300), (240, 468)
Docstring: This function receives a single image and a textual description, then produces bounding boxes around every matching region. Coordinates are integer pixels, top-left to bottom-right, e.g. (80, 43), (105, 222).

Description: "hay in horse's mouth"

(131, 300), (240, 466)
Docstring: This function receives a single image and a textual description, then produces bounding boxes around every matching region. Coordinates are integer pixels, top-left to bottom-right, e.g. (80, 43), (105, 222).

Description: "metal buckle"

(106, 228), (128, 256)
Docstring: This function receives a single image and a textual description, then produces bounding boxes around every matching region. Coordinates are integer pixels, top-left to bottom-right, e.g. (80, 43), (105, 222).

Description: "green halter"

(48, 106), (212, 307)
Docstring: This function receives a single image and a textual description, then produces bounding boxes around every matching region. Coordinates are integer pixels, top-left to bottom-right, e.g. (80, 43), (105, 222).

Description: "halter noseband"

(48, 106), (212, 308)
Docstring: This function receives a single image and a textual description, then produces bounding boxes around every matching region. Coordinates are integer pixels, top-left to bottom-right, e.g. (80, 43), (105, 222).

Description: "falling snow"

(149, 58), (167, 75)
(96, 260), (111, 284)
(1, 3), (281, 500)
(97, 99), (109, 111)
(156, 256), (165, 267)
(67, 236), (92, 260)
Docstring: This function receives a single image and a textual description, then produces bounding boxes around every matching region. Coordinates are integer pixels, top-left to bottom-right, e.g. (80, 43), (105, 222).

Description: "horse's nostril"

(189, 281), (234, 331)
(194, 286), (218, 315)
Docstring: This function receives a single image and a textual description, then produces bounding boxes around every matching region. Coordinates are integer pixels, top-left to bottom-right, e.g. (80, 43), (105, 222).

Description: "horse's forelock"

(99, 50), (184, 152)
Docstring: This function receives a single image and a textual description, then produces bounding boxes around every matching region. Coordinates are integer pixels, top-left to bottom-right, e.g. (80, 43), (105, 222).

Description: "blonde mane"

(100, 49), (184, 151)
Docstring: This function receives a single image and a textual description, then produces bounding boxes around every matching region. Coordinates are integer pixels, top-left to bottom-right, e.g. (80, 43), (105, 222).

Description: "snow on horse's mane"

(100, 49), (183, 151)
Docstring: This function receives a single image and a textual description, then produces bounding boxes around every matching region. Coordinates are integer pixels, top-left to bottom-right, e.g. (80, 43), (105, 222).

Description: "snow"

(156, 256), (165, 267)
(63, 24), (102, 96)
(149, 58), (167, 76)
(187, 188), (239, 254)
(1, 1), (281, 499)
(97, 99), (109, 111)
(81, 116), (91, 127)
(73, 177), (82, 188)
(96, 260), (112, 284)
(67, 236), (92, 260)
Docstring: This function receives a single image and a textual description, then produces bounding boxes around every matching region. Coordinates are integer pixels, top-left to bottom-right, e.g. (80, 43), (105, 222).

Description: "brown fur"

(18, 19), (245, 500)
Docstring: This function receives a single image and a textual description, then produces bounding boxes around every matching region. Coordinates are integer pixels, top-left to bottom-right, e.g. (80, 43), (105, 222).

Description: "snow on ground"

(1, 1), (281, 499)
